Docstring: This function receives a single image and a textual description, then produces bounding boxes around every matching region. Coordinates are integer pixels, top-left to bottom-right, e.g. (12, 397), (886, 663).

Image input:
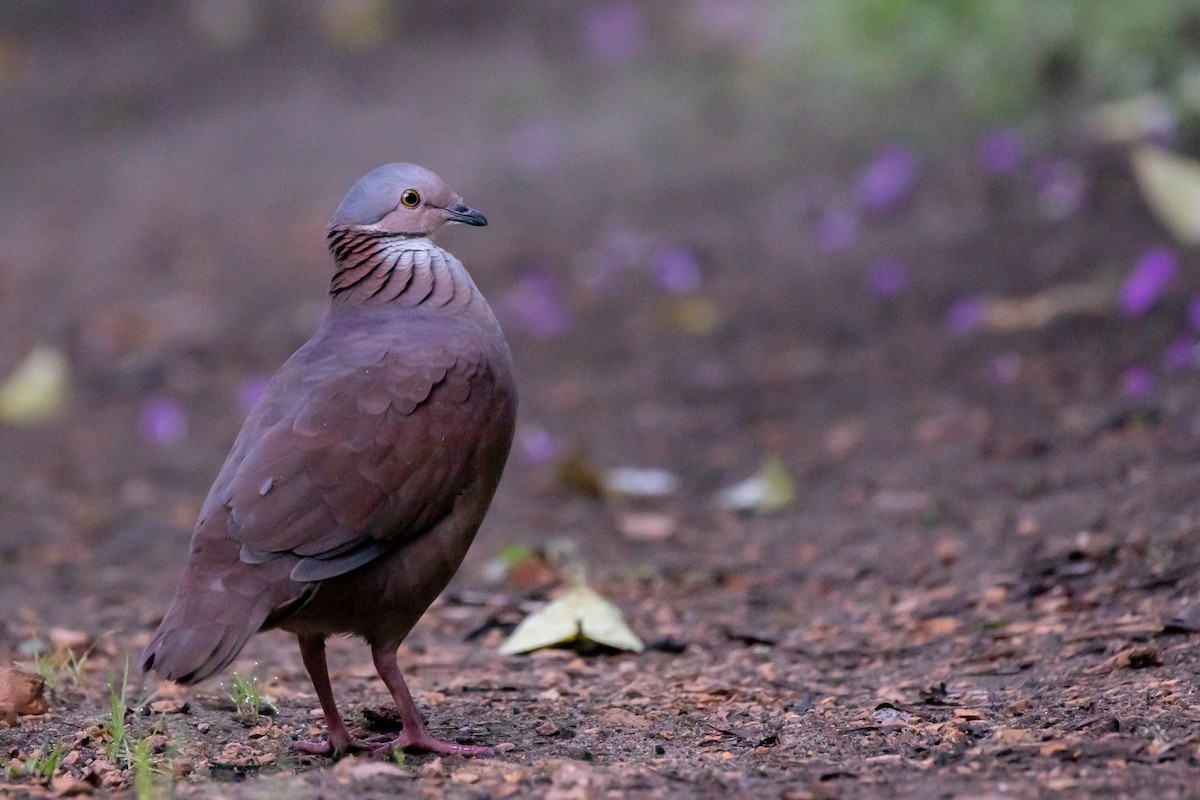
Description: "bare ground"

(2, 6), (1200, 798)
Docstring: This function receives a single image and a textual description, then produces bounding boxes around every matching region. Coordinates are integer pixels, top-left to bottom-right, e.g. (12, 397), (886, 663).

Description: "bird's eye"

(400, 189), (421, 208)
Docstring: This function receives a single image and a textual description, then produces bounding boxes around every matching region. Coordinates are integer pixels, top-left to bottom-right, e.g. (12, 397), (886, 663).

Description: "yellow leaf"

(1132, 144), (1200, 244)
(499, 585), (644, 655)
(665, 296), (720, 335)
(0, 346), (69, 425)
(1084, 93), (1173, 144)
(717, 454), (795, 514)
(322, 0), (396, 50)
(977, 283), (1112, 331)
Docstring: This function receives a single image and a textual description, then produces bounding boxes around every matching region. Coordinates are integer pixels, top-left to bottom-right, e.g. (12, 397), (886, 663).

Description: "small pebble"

(536, 719), (560, 736)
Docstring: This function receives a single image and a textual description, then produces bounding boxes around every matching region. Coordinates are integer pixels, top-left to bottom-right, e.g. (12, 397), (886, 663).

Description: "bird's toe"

(293, 732), (383, 758)
(381, 731), (494, 758)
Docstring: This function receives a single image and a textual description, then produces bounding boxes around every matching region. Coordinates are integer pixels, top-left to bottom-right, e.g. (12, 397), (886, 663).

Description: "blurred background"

(3, 0), (1200, 656)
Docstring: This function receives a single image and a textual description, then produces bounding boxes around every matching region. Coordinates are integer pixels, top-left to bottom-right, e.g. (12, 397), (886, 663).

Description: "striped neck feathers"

(325, 228), (475, 310)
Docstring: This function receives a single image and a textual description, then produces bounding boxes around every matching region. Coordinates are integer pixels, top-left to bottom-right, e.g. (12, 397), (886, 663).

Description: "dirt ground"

(2, 6), (1200, 798)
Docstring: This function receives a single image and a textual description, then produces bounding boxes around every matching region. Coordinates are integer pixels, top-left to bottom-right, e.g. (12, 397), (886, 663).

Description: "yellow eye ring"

(399, 189), (421, 208)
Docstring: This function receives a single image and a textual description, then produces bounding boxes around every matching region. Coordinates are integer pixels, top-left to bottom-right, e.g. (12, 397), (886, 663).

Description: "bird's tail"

(140, 535), (301, 685)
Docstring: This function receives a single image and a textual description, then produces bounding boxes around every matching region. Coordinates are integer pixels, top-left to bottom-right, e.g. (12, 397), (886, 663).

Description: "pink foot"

(292, 732), (394, 757)
(364, 729), (494, 758)
(293, 729), (491, 759)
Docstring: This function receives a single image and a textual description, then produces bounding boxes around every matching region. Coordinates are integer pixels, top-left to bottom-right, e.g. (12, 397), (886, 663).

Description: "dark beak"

(445, 201), (487, 226)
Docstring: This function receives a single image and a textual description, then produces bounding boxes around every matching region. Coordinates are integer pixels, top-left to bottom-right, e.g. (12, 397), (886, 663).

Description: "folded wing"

(200, 324), (506, 582)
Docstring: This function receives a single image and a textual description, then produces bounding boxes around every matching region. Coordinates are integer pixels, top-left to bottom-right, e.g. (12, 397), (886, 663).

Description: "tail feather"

(140, 591), (275, 684)
(141, 606), (268, 684)
(141, 530), (301, 685)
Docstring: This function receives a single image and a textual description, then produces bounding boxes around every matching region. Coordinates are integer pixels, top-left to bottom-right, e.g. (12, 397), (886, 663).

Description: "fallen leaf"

(555, 449), (606, 496)
(1113, 645), (1162, 671)
(0, 667), (48, 715)
(975, 283), (1112, 331)
(989, 727), (1034, 747)
(496, 543), (536, 567)
(614, 511), (676, 541)
(506, 552), (561, 590)
(921, 616), (960, 637)
(48, 628), (91, 654)
(604, 467), (680, 497)
(1039, 741), (1070, 757)
(481, 545), (560, 589)
(1084, 93), (1174, 144)
(148, 699), (187, 714)
(499, 584), (644, 655)
(1132, 144), (1200, 244)
(321, 0), (394, 50)
(51, 774), (94, 796)
(665, 296), (720, 335)
(717, 454), (795, 514)
(0, 345), (69, 425)
(331, 758), (407, 783)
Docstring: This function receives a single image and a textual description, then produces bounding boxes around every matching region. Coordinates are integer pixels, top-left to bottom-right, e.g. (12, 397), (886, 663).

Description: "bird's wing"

(199, 322), (510, 582)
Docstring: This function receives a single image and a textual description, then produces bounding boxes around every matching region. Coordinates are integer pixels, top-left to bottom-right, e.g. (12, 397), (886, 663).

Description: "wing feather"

(198, 316), (508, 582)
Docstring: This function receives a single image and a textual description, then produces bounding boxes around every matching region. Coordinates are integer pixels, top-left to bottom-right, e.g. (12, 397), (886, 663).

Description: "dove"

(140, 163), (517, 758)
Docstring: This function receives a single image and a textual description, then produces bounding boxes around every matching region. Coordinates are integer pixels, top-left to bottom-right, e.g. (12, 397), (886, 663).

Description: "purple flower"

(1123, 366), (1155, 398)
(1033, 157), (1085, 219)
(519, 426), (561, 465)
(815, 208), (859, 252)
(653, 247), (701, 294)
(1164, 335), (1196, 371)
(977, 128), (1024, 175)
(1119, 246), (1178, 318)
(237, 375), (270, 415)
(581, 3), (645, 64)
(857, 143), (918, 212)
(139, 396), (188, 446)
(946, 296), (985, 335)
(501, 271), (570, 338)
(506, 119), (562, 175)
(865, 258), (907, 298)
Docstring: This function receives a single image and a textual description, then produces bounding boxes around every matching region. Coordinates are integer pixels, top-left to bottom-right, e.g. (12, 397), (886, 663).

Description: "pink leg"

(367, 642), (493, 757)
(292, 634), (386, 757)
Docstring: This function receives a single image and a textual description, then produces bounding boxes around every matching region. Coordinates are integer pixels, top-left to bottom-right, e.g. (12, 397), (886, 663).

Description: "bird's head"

(327, 162), (487, 240)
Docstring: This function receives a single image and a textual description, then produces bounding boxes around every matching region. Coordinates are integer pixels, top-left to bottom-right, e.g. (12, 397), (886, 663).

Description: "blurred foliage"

(3, 2), (1196, 135)
(775, 0), (1200, 115)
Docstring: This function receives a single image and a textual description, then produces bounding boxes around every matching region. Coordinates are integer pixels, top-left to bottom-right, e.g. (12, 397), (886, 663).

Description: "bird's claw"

(292, 735), (379, 758)
(367, 730), (494, 758)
